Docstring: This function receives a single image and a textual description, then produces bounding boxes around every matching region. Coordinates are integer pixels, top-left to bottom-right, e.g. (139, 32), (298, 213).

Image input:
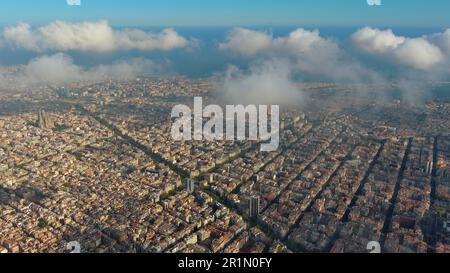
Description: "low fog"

(0, 53), (161, 88)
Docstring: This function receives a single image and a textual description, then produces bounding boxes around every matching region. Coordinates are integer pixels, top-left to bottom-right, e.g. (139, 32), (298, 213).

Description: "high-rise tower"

(248, 195), (260, 218)
(37, 110), (54, 129)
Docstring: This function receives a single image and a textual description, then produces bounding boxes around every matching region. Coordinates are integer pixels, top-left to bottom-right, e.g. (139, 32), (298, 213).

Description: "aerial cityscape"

(0, 0), (449, 254)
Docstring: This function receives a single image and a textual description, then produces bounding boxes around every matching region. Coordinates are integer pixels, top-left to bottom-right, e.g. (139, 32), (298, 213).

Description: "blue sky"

(0, 0), (449, 27)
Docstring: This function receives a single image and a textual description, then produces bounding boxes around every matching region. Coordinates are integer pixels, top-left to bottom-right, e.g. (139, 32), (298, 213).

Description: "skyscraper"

(248, 195), (260, 218)
(186, 179), (195, 193)
(426, 161), (433, 175)
(37, 110), (54, 129)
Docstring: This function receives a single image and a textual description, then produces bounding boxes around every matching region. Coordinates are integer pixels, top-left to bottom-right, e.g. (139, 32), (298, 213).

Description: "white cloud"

(0, 53), (160, 87)
(428, 29), (450, 56)
(219, 26), (450, 83)
(351, 27), (405, 54)
(219, 27), (382, 83)
(38, 21), (116, 52)
(1, 21), (189, 52)
(219, 27), (338, 57)
(392, 39), (444, 70)
(273, 28), (338, 55)
(215, 59), (303, 105)
(352, 27), (445, 70)
(219, 28), (273, 55)
(3, 22), (42, 51)
(115, 28), (189, 51)
(20, 53), (85, 84)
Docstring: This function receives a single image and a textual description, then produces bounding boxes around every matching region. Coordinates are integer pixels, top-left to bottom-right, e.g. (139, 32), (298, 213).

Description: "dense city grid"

(0, 77), (449, 253)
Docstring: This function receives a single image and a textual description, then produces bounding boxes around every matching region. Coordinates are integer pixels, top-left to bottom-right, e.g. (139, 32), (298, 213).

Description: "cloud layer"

(219, 27), (384, 84)
(215, 59), (303, 105)
(220, 27), (450, 73)
(2, 24), (450, 103)
(1, 21), (189, 52)
(216, 27), (450, 105)
(0, 53), (160, 88)
(219, 27), (338, 57)
(351, 27), (450, 70)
